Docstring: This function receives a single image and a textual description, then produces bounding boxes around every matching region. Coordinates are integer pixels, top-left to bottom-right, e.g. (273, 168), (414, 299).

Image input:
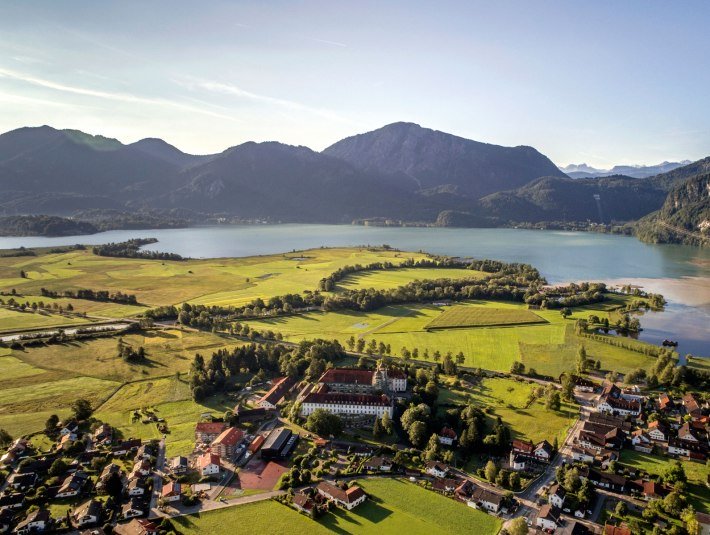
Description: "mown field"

(619, 450), (710, 513)
(246, 300), (659, 377)
(319, 478), (501, 534)
(439, 376), (577, 444)
(337, 267), (483, 291)
(0, 307), (91, 331)
(426, 305), (546, 329)
(0, 247), (429, 310)
(172, 500), (331, 534)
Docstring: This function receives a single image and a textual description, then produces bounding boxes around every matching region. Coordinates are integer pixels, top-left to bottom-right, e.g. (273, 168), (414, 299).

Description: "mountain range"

(0, 122), (707, 245)
(560, 161), (691, 179)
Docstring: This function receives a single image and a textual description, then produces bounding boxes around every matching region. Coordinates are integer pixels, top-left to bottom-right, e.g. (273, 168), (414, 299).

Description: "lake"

(1, 225), (708, 356)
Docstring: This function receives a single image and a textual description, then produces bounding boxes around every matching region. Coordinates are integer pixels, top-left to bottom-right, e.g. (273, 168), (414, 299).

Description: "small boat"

(662, 339), (678, 347)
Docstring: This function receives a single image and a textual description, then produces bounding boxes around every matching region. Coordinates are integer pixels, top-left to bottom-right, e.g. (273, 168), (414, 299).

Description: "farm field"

(172, 500), (331, 534)
(246, 300), (659, 376)
(13, 328), (241, 382)
(94, 375), (237, 457)
(0, 307), (91, 331)
(426, 305), (546, 329)
(619, 450), (710, 513)
(439, 376), (577, 444)
(337, 267), (483, 291)
(0, 246), (429, 310)
(319, 478), (502, 534)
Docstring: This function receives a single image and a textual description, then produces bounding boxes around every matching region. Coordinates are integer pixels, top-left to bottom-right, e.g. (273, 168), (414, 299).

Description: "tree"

(507, 517), (528, 535)
(424, 434), (441, 461)
(372, 417), (383, 438)
(564, 467), (581, 492)
(485, 460), (498, 482)
(105, 471), (124, 500)
(561, 374), (575, 401)
(576, 345), (588, 374)
(560, 307), (572, 319)
(381, 411), (393, 435)
(664, 461), (687, 485)
(663, 491), (685, 516)
(509, 471), (521, 491)
(71, 398), (92, 420)
(615, 500), (627, 516)
(682, 506), (700, 535)
(400, 404), (431, 432)
(0, 428), (12, 447)
(305, 409), (343, 437)
(408, 421), (427, 447)
(45, 414), (59, 435)
(49, 458), (68, 477)
(545, 387), (561, 411)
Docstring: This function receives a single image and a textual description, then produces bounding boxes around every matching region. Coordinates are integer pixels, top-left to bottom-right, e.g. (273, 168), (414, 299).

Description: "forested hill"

(635, 171), (710, 246)
(323, 122), (567, 198)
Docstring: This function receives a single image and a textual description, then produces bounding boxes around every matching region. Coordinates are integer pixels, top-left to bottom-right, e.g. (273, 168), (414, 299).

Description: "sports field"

(426, 305), (546, 329)
(319, 478), (501, 534)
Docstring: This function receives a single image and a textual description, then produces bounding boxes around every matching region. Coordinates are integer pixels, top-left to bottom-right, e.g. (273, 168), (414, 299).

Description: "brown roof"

(440, 426), (457, 439)
(248, 435), (265, 453)
(198, 453), (220, 469)
(319, 368), (374, 385)
(195, 422), (226, 435)
(113, 518), (160, 535)
(317, 481), (365, 503)
(604, 525), (632, 535)
(212, 427), (244, 447)
(512, 439), (534, 453)
(161, 480), (181, 497)
(303, 391), (391, 406)
(258, 376), (295, 405)
(539, 503), (560, 520)
(293, 493), (315, 511)
(683, 393), (700, 414)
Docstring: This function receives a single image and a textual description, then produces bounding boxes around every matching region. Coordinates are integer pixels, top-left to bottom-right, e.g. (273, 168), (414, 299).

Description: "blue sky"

(0, 1), (708, 167)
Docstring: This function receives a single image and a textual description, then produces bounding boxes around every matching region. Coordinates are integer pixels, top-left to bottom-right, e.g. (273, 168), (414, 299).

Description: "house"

(129, 459), (152, 479)
(537, 504), (561, 531)
(454, 480), (475, 501)
(60, 420), (79, 437)
(15, 508), (51, 534)
(534, 440), (554, 461)
(683, 393), (702, 418)
(292, 493), (315, 516)
(632, 480), (666, 501)
(72, 499), (102, 528)
(425, 461), (449, 478)
(647, 420), (669, 442)
(0, 493), (25, 510)
(318, 366), (407, 394)
(257, 376), (296, 409)
(248, 435), (265, 454)
(678, 422), (700, 442)
(316, 481), (367, 510)
(211, 427), (244, 459)
(363, 456), (393, 472)
(630, 430), (653, 453)
(134, 443), (157, 461)
(93, 424), (113, 445)
(588, 412), (632, 431)
(668, 438), (707, 460)
(233, 406), (271, 423)
(161, 481), (181, 503)
(512, 439), (535, 455)
(198, 453), (221, 476)
(570, 446), (596, 464)
(439, 427), (458, 446)
(548, 483), (566, 508)
(127, 477), (148, 497)
(597, 384), (642, 417)
(97, 463), (123, 493)
(467, 487), (502, 513)
(56, 471), (88, 498)
(300, 390), (394, 421)
(432, 477), (459, 493)
(195, 422), (227, 444)
(121, 498), (147, 519)
(7, 472), (36, 491)
(509, 453), (527, 471)
(585, 469), (627, 493)
(113, 518), (160, 535)
(169, 456), (189, 474)
(112, 439), (142, 457)
(657, 393), (674, 412)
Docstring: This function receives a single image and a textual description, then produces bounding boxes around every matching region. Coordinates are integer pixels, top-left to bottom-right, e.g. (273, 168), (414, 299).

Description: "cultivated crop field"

(426, 305), (546, 329)
(319, 478), (502, 534)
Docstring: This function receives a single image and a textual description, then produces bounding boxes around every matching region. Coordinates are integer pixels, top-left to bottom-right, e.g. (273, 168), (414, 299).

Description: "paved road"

(148, 438), (166, 517)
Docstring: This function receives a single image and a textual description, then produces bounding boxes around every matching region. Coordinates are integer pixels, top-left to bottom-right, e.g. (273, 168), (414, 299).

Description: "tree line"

(40, 287), (139, 305)
(92, 238), (185, 261)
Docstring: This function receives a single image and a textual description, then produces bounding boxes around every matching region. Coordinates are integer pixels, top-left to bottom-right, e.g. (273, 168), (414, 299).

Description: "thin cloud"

(0, 66), (239, 122)
(306, 37), (348, 48)
(176, 77), (353, 124)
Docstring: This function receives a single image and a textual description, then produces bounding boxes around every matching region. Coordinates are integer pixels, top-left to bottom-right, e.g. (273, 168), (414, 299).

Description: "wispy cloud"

(0, 66), (239, 122)
(176, 77), (353, 124)
(306, 37), (348, 48)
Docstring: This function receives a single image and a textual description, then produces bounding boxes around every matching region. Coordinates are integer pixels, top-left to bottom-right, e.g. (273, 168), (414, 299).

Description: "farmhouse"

(211, 427), (244, 459)
(570, 446), (596, 464)
(198, 453), (221, 476)
(585, 468), (627, 493)
(300, 390), (393, 421)
(257, 376), (296, 409)
(316, 481), (367, 510)
(439, 426), (458, 446)
(597, 384), (641, 417)
(195, 422), (226, 444)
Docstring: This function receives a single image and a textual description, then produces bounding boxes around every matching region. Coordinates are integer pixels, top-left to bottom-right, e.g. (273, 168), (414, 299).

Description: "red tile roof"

(258, 376), (295, 405)
(198, 453), (220, 469)
(319, 368), (374, 385)
(195, 422), (226, 435)
(317, 481), (366, 503)
(303, 392), (391, 406)
(212, 427), (244, 447)
(440, 426), (457, 439)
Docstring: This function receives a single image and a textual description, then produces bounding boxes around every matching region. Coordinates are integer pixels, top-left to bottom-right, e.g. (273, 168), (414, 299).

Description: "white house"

(72, 500), (102, 528)
(510, 453), (527, 471)
(316, 481), (367, 510)
(364, 456), (393, 472)
(548, 484), (566, 509)
(425, 461), (449, 478)
(570, 446), (595, 464)
(536, 504), (561, 531)
(198, 453), (221, 476)
(647, 421), (669, 442)
(534, 440), (554, 461)
(161, 481), (182, 503)
(631, 431), (653, 453)
(438, 427), (457, 446)
(127, 477), (147, 497)
(121, 498), (147, 519)
(56, 473), (86, 498)
(467, 487), (502, 513)
(300, 392), (393, 420)
(16, 509), (50, 534)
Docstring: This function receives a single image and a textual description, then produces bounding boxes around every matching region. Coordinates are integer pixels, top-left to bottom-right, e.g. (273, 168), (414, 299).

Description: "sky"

(0, 1), (708, 167)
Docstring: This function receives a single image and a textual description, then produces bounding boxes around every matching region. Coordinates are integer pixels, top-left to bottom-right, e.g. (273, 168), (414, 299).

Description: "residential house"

(198, 453), (221, 476)
(597, 384), (642, 417)
(511, 439), (534, 455)
(425, 461), (449, 478)
(439, 427), (458, 446)
(169, 456), (188, 475)
(432, 477), (459, 493)
(7, 473), (36, 492)
(113, 518), (160, 535)
(127, 477), (147, 497)
(454, 480), (475, 502)
(585, 469), (627, 493)
(257, 376), (296, 409)
(97, 463), (123, 493)
(604, 524), (632, 535)
(161, 481), (181, 503)
(194, 422), (226, 444)
(632, 480), (666, 501)
(60, 421), (79, 438)
(134, 443), (157, 461)
(537, 504), (561, 531)
(647, 420), (669, 442)
(534, 440), (554, 461)
(15, 508), (51, 534)
(630, 430), (653, 453)
(657, 393), (674, 413)
(316, 481), (367, 510)
(570, 446), (596, 464)
(121, 498), (147, 519)
(668, 438), (707, 461)
(292, 493), (315, 516)
(93, 424), (113, 445)
(112, 439), (142, 457)
(363, 456), (393, 472)
(683, 393), (702, 418)
(129, 459), (151, 480)
(56, 471), (88, 498)
(72, 500), (102, 528)
(678, 422), (700, 443)
(549, 483), (566, 508)
(211, 427), (244, 459)
(0, 493), (25, 510)
(510, 453), (528, 471)
(467, 487), (502, 513)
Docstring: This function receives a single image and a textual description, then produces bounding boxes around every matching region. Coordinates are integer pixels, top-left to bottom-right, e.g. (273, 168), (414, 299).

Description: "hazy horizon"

(1, 1), (709, 167)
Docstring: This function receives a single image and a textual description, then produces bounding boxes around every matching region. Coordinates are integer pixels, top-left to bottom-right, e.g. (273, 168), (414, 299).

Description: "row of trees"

(92, 238), (184, 261)
(40, 287), (139, 305)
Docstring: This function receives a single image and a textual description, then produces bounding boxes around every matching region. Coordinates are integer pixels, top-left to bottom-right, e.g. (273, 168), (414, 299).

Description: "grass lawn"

(0, 307), (90, 331)
(94, 376), (236, 456)
(337, 267), (484, 291)
(426, 305), (546, 329)
(440, 376), (577, 444)
(13, 328), (241, 382)
(619, 450), (710, 513)
(319, 478), (501, 534)
(172, 499), (330, 534)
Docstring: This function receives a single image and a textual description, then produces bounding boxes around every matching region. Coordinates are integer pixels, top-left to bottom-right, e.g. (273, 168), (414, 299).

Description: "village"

(0, 355), (707, 535)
